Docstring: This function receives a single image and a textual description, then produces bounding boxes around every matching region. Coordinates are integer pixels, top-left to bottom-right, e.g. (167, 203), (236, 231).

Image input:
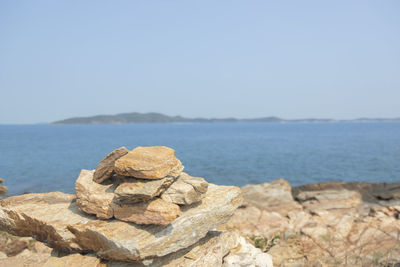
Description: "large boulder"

(0, 184), (242, 262)
(93, 147), (129, 183)
(161, 173), (208, 205)
(114, 146), (184, 179)
(241, 179), (302, 216)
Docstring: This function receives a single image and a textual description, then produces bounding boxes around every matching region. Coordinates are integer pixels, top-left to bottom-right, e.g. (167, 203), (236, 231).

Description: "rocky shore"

(221, 179), (400, 266)
(0, 147), (399, 266)
(0, 146), (272, 267)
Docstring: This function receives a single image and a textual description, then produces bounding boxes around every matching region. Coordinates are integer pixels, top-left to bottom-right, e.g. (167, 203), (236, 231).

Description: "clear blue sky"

(1, 1), (399, 124)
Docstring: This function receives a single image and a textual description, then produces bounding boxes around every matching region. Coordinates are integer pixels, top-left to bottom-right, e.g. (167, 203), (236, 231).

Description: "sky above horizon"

(1, 1), (399, 124)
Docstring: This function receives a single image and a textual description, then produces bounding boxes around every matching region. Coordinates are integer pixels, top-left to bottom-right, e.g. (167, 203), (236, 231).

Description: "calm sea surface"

(0, 122), (400, 196)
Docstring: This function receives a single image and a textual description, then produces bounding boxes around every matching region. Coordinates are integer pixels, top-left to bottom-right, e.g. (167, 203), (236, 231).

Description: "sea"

(0, 122), (400, 196)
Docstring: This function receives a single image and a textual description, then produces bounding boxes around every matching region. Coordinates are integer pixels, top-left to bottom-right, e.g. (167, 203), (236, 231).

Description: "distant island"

(52, 112), (400, 124)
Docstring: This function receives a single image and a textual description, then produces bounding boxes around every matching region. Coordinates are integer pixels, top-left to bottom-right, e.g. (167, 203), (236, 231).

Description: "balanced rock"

(114, 176), (174, 203)
(114, 146), (184, 179)
(0, 184), (242, 262)
(161, 173), (208, 205)
(93, 147), (129, 183)
(76, 170), (180, 225)
(112, 198), (181, 225)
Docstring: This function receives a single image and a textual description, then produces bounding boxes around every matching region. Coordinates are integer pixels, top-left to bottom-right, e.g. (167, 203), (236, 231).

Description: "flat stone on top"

(114, 146), (184, 179)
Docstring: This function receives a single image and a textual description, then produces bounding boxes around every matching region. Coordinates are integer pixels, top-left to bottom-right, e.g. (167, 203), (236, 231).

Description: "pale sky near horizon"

(0, 1), (399, 124)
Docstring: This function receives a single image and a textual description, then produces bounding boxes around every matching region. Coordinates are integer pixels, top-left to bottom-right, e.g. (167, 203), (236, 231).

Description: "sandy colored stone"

(114, 177), (174, 203)
(241, 179), (302, 216)
(0, 184), (242, 262)
(75, 169), (116, 219)
(114, 146), (184, 179)
(0, 240), (53, 267)
(0, 178), (4, 184)
(223, 236), (274, 267)
(161, 173), (208, 205)
(112, 198), (181, 225)
(43, 253), (104, 267)
(93, 147), (129, 183)
(76, 170), (179, 224)
(295, 189), (362, 212)
(109, 231), (240, 267)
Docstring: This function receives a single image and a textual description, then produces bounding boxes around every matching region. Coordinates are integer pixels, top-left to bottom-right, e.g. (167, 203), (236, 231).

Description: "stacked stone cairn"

(76, 146), (209, 225)
(0, 146), (273, 266)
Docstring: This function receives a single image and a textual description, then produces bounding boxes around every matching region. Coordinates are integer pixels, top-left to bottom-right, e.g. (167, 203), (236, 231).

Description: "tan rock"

(161, 173), (208, 205)
(0, 186), (7, 195)
(75, 169), (116, 219)
(43, 253), (103, 267)
(109, 231), (240, 267)
(114, 177), (174, 203)
(0, 178), (4, 184)
(223, 236), (274, 267)
(76, 170), (179, 224)
(241, 179), (302, 216)
(295, 189), (362, 212)
(112, 198), (181, 225)
(93, 147), (129, 183)
(114, 146), (184, 179)
(0, 241), (52, 267)
(0, 184), (242, 262)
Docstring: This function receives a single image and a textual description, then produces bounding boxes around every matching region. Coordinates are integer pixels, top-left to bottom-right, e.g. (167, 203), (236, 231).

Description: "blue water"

(0, 122), (400, 196)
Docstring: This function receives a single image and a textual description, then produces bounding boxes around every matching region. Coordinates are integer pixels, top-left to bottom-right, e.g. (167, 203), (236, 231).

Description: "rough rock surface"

(0, 184), (242, 262)
(223, 236), (274, 267)
(93, 147), (129, 183)
(223, 179), (400, 267)
(112, 198), (181, 225)
(75, 170), (181, 224)
(241, 179), (301, 216)
(76, 169), (116, 219)
(109, 231), (240, 267)
(114, 177), (174, 203)
(0, 237), (53, 267)
(161, 173), (208, 205)
(43, 253), (104, 267)
(295, 189), (362, 213)
(114, 146), (184, 179)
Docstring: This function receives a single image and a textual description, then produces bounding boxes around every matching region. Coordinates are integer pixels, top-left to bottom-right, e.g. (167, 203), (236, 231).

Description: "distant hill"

(52, 112), (400, 124)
